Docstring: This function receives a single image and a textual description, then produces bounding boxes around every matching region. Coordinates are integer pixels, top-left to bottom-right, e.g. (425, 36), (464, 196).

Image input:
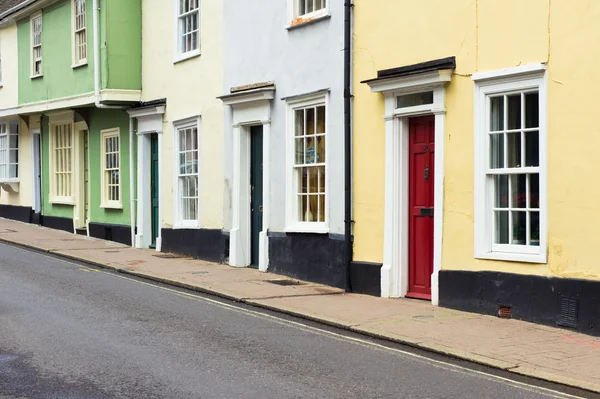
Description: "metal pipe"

(343, 0), (354, 292)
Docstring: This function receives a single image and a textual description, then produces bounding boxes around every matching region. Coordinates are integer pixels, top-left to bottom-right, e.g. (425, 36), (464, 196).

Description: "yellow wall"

(354, 0), (600, 281)
(141, 0), (224, 229)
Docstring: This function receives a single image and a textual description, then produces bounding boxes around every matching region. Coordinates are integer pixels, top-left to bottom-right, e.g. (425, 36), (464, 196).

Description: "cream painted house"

(0, 4), (36, 223)
(129, 0), (225, 260)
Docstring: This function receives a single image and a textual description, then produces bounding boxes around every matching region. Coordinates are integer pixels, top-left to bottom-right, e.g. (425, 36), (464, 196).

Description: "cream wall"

(0, 23), (18, 109)
(141, 0), (224, 229)
(0, 119), (32, 207)
(354, 0), (600, 281)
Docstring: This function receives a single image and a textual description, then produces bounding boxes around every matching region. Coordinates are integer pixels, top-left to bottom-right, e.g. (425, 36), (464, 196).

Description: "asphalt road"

(0, 242), (589, 399)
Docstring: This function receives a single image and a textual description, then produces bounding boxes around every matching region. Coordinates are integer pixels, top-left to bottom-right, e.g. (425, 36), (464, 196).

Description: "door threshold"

(405, 292), (432, 301)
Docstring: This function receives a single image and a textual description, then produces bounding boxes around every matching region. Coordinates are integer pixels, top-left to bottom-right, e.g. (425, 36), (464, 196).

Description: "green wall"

(18, 0), (141, 105)
(88, 108), (132, 226)
(105, 0), (142, 90)
(18, 0), (94, 104)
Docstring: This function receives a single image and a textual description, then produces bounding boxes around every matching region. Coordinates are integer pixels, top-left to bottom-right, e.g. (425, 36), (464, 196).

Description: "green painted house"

(0, 0), (141, 244)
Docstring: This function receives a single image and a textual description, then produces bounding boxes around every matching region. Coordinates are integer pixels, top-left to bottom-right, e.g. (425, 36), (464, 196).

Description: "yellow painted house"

(353, 0), (600, 334)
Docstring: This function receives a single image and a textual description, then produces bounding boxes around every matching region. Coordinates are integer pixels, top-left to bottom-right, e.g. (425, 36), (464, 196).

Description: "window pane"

(306, 137), (316, 164)
(525, 92), (539, 128)
(494, 211), (509, 244)
(318, 166), (325, 193)
(9, 164), (17, 178)
(316, 106), (325, 133)
(306, 107), (315, 135)
(530, 211), (540, 245)
(506, 133), (521, 168)
(298, 167), (308, 194)
(295, 138), (304, 164)
(494, 175), (508, 208)
(179, 129), (186, 151)
(490, 96), (504, 131)
(318, 194), (325, 222)
(295, 110), (304, 136)
(512, 211), (526, 245)
(525, 131), (539, 167)
(489, 133), (504, 169)
(510, 174), (526, 208)
(299, 0), (306, 15)
(507, 94), (521, 130)
(316, 135), (325, 163)
(299, 195), (308, 221)
(397, 91), (433, 108)
(530, 174), (539, 209)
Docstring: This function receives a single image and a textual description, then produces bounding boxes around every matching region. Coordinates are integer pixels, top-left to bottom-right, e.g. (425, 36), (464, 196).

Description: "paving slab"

(0, 218), (599, 394)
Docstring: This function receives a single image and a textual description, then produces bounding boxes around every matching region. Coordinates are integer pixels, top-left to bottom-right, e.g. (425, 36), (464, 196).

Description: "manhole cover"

(267, 279), (305, 286)
(153, 253), (184, 259)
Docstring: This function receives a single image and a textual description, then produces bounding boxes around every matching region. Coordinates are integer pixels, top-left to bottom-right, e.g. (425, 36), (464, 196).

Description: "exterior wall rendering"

(222, 0), (346, 287)
(134, 0), (224, 258)
(354, 0), (600, 333)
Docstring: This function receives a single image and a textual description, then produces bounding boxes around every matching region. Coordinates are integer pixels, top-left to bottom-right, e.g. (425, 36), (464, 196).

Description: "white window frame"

(473, 64), (547, 263)
(173, 116), (200, 228)
(285, 92), (329, 234)
(288, 0), (329, 27)
(49, 117), (75, 204)
(100, 128), (122, 209)
(0, 120), (19, 183)
(173, 0), (201, 63)
(30, 12), (43, 78)
(72, 0), (87, 67)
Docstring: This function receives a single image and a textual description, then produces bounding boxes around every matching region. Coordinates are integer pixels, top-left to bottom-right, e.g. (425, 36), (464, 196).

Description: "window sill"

(30, 74), (43, 80)
(475, 250), (547, 264)
(100, 203), (123, 210)
(72, 61), (88, 69)
(50, 198), (75, 206)
(173, 222), (200, 230)
(173, 50), (201, 65)
(285, 223), (329, 234)
(286, 11), (331, 30)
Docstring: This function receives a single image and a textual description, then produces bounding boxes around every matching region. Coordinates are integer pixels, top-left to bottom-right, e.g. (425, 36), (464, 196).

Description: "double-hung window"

(0, 120), (19, 182)
(73, 0), (87, 65)
(175, 119), (199, 226)
(176, 0), (200, 60)
(287, 95), (328, 231)
(474, 66), (547, 263)
(291, 0), (329, 24)
(101, 129), (121, 208)
(50, 122), (74, 202)
(31, 13), (42, 77)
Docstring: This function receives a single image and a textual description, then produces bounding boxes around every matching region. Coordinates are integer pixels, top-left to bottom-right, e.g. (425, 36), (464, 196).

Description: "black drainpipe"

(343, 0), (354, 292)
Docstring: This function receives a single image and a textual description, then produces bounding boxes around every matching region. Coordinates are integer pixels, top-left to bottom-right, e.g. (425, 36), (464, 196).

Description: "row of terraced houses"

(1, 0), (599, 335)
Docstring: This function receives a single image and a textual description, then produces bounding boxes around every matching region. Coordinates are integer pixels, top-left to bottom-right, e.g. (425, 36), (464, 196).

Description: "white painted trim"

(221, 94), (272, 271)
(99, 127), (122, 209)
(173, 0), (201, 63)
(473, 68), (547, 264)
(367, 70), (453, 95)
(288, 0), (330, 23)
(127, 105), (166, 119)
(71, 0), (87, 67)
(0, 90), (141, 118)
(172, 116), (201, 229)
(369, 75), (450, 305)
(48, 113), (76, 206)
(285, 92), (330, 232)
(73, 120), (88, 229)
(472, 63), (546, 82)
(31, 128), (41, 213)
(30, 11), (42, 78)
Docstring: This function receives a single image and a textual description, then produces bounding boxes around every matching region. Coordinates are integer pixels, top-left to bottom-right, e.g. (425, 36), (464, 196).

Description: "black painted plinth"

(161, 228), (227, 263)
(89, 223), (132, 246)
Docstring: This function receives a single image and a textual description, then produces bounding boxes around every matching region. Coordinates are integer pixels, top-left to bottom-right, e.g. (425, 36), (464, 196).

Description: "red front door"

(407, 116), (435, 300)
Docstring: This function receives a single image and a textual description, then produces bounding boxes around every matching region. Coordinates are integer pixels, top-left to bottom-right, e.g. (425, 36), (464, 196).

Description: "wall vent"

(557, 296), (578, 329)
(497, 306), (512, 319)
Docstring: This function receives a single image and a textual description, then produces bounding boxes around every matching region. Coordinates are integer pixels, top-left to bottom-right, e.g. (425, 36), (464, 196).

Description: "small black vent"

(267, 279), (305, 286)
(557, 296), (578, 329)
(497, 306), (512, 319)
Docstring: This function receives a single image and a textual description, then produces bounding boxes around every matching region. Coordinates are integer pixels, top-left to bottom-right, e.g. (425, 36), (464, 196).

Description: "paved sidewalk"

(1, 219), (599, 394)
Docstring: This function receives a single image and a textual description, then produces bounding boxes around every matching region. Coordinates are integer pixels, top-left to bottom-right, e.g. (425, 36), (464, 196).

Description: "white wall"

(223, 0), (346, 235)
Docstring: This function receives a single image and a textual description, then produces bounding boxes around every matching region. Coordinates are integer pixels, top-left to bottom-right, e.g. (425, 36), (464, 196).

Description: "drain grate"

(557, 296), (578, 329)
(153, 253), (185, 259)
(267, 279), (305, 286)
(497, 305), (512, 319)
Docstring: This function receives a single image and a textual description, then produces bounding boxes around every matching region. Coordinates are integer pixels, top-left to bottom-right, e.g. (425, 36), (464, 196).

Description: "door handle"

(420, 207), (434, 217)
(259, 206), (263, 212)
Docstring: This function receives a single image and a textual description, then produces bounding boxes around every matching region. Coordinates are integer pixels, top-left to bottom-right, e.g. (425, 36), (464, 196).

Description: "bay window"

(0, 120), (19, 182)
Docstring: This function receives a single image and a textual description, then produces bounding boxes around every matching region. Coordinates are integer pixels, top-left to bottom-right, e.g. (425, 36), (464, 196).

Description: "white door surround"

(31, 127), (42, 214)
(365, 69), (452, 305)
(220, 87), (274, 272)
(127, 105), (165, 251)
